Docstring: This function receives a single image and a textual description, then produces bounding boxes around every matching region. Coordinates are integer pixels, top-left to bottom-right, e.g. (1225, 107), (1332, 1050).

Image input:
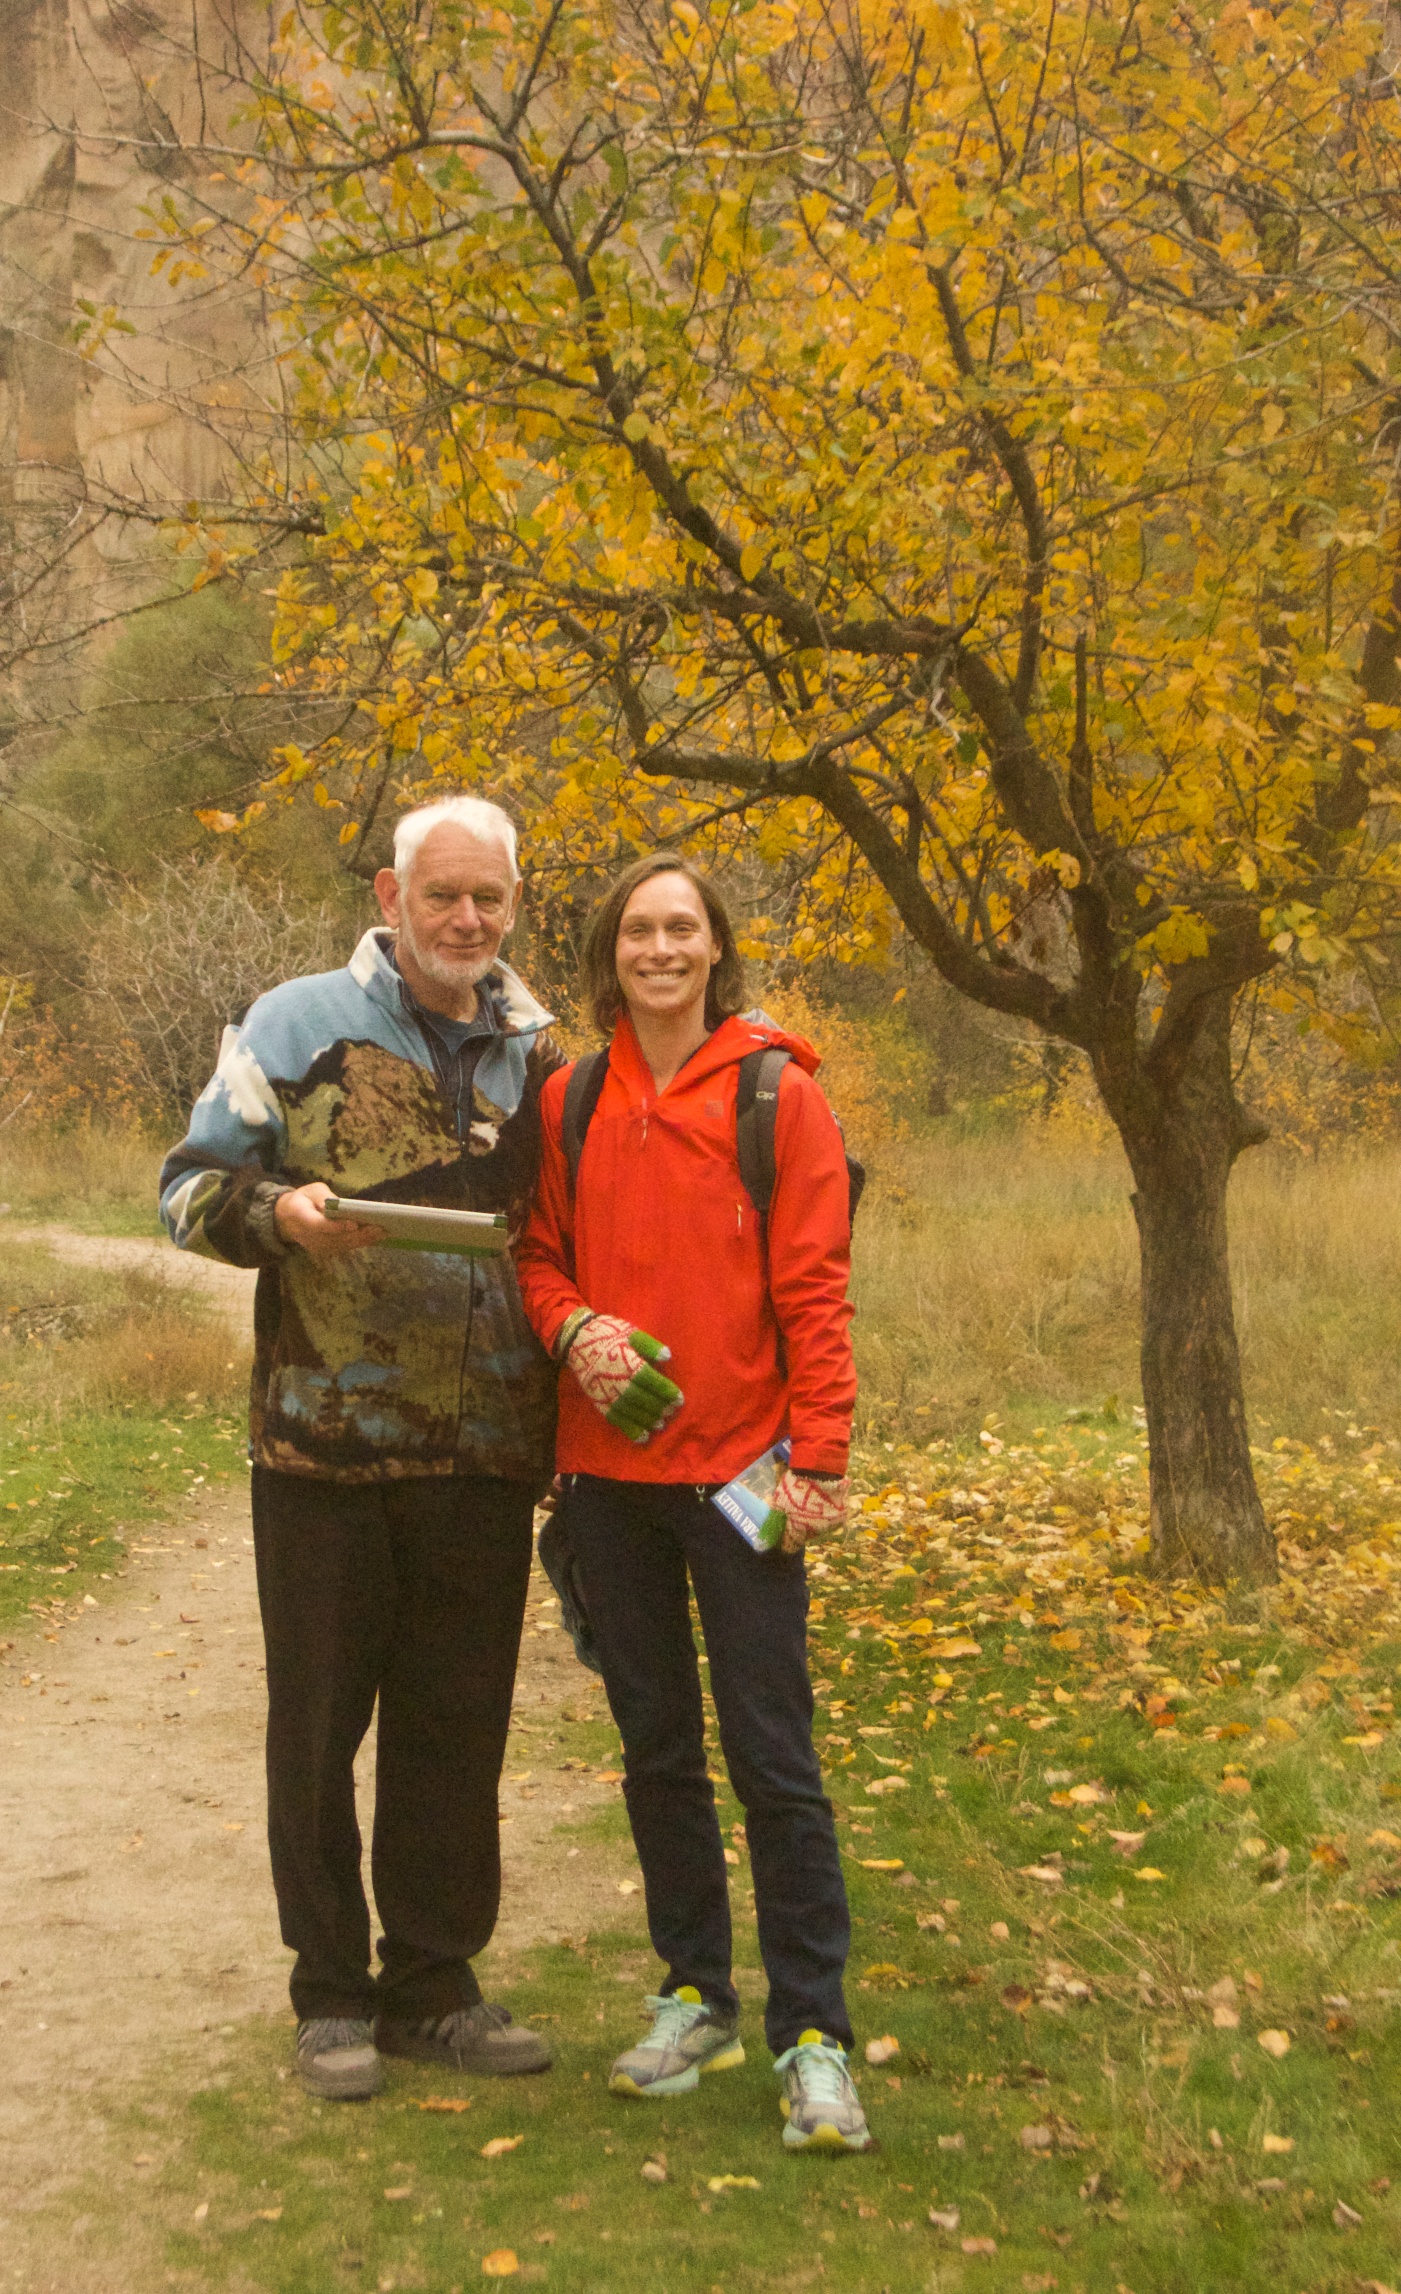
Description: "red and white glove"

(772, 1467), (849, 1556)
(559, 1311), (684, 1443)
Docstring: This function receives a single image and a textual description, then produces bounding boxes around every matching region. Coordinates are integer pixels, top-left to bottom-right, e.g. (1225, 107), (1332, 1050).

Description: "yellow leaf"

(1261, 2133), (1294, 2154)
(739, 541), (765, 582)
(1367, 1829), (1401, 1849)
(1134, 1867), (1167, 1882)
(480, 2137), (524, 2159)
(928, 1638), (982, 1660)
(1344, 1732), (1385, 1747)
(1257, 2029), (1291, 2059)
(1263, 1717), (1298, 1741)
(1049, 1629), (1082, 1652)
(481, 2252), (520, 2278)
(707, 2174), (761, 2192)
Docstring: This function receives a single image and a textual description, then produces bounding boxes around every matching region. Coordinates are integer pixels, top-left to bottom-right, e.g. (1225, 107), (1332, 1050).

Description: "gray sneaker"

(296, 2017), (384, 2101)
(374, 2001), (552, 2075)
(609, 1987), (745, 2098)
(774, 2033), (873, 2151)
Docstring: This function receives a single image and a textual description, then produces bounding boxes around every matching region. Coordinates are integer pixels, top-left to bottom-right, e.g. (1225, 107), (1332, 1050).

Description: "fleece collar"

(348, 927), (554, 1040)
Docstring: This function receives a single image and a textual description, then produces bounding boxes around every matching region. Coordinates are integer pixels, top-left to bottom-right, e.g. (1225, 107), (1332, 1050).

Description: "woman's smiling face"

(614, 870), (721, 1027)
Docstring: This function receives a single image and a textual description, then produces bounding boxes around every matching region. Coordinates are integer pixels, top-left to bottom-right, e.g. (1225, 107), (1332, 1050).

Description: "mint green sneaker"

(609, 1986), (745, 2098)
(774, 2030), (873, 2151)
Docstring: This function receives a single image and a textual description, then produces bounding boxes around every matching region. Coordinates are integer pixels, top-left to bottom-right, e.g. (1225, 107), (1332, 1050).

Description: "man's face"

(375, 825), (520, 994)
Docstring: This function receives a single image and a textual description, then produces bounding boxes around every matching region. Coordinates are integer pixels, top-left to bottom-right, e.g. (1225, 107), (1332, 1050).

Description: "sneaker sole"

(782, 2117), (873, 2152)
(297, 2057), (385, 2102)
(375, 2035), (553, 2075)
(610, 2041), (746, 2099)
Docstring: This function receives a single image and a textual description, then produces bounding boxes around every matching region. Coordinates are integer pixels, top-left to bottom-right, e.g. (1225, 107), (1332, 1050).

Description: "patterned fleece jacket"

(159, 927), (563, 1485)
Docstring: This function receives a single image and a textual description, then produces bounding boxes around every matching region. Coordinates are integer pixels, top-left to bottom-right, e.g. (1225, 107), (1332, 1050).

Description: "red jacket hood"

(609, 1008), (821, 1097)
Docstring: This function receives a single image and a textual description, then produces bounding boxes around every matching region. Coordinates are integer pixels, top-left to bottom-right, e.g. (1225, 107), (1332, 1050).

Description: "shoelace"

(642, 1992), (708, 2047)
(774, 2039), (849, 2100)
(301, 2017), (369, 2051)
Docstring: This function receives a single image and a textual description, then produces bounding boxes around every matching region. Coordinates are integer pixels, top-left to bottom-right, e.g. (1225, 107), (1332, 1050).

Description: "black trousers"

(250, 1465), (535, 2021)
(566, 1476), (853, 2055)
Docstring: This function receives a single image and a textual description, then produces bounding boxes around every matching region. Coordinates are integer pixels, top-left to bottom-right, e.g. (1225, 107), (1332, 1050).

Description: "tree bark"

(1108, 991), (1278, 1585)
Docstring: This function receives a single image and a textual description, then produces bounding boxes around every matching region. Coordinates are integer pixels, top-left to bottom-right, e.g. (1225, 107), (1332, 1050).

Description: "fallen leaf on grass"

(1213, 2005), (1241, 2030)
(1134, 1867), (1167, 1883)
(1020, 1865), (1064, 1885)
(1021, 2278), (1058, 2292)
(928, 2205), (961, 2231)
(938, 2132), (966, 2151)
(1067, 1782), (1110, 1806)
(707, 2174), (761, 2192)
(1264, 1717), (1299, 1741)
(1257, 2029), (1291, 2059)
(1344, 1733), (1386, 1749)
(928, 1638), (982, 1660)
(1311, 1839), (1350, 1872)
(962, 2235), (998, 2256)
(481, 2253), (519, 2278)
(617, 1881), (639, 1895)
(858, 1857), (905, 1872)
(1020, 2124), (1053, 2152)
(253, 2207), (283, 2221)
(989, 1920), (1010, 1941)
(418, 2096), (472, 2113)
(1367, 1829), (1401, 1850)
(383, 2186), (412, 2200)
(640, 2159), (667, 2185)
(192, 2203), (209, 2224)
(480, 2137), (524, 2159)
(1049, 1630), (1082, 1652)
(1108, 1831), (1146, 1859)
(865, 1776), (909, 1796)
(865, 2035), (900, 2065)
(1261, 2133), (1294, 2154)
(1207, 1974), (1240, 2013)
(1333, 2200), (1364, 2229)
(1218, 1775), (1252, 1797)
(1002, 1983), (1033, 2015)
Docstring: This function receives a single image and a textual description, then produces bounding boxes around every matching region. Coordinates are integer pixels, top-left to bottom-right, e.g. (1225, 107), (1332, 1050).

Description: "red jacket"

(516, 1010), (856, 1483)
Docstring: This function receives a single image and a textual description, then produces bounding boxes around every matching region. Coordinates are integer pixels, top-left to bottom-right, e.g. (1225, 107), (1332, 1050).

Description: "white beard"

(396, 910), (497, 993)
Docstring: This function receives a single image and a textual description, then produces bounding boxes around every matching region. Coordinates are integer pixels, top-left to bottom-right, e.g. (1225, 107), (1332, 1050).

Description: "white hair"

(392, 796), (519, 883)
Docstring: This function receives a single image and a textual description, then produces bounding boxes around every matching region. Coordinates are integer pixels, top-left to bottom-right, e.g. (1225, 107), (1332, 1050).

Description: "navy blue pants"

(566, 1475), (853, 2054)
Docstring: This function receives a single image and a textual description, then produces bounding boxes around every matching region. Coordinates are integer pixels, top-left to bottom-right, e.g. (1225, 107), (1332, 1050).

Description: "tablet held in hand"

(322, 1197), (511, 1255)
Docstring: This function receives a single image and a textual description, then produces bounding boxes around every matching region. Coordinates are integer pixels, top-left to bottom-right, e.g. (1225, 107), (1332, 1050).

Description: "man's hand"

(772, 1468), (849, 1557)
(564, 1313), (683, 1444)
(274, 1181), (385, 1259)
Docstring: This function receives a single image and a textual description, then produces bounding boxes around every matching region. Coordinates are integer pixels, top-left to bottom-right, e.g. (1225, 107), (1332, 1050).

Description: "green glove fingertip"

(629, 1329), (672, 1366)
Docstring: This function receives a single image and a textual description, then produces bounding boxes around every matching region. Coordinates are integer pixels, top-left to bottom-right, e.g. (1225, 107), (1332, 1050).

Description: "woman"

(516, 852), (870, 2153)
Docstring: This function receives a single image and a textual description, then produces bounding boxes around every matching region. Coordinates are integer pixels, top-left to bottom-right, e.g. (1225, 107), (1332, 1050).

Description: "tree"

(157, 0), (1401, 1582)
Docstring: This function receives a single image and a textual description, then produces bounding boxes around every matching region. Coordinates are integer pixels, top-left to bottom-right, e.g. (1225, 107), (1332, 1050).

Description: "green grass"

(40, 1430), (1400, 2293)
(0, 1239), (248, 1630)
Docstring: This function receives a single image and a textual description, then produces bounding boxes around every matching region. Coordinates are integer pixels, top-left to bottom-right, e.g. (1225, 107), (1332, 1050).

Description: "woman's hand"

(772, 1467), (849, 1556)
(563, 1313), (683, 1443)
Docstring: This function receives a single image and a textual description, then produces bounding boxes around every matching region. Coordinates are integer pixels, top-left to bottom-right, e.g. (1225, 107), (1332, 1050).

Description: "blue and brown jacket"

(159, 927), (563, 1485)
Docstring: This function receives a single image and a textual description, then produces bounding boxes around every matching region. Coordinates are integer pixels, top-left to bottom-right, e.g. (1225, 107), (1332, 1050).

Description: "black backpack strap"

(561, 1048), (610, 1194)
(735, 1046), (791, 1234)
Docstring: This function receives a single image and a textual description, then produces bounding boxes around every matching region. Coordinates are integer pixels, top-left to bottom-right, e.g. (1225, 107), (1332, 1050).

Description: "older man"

(160, 797), (561, 2099)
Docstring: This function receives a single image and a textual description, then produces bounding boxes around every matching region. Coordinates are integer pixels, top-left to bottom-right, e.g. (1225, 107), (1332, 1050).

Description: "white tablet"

(322, 1197), (511, 1255)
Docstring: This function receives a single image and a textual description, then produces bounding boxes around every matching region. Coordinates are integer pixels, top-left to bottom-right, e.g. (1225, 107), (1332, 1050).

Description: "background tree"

(158, 0), (1401, 1583)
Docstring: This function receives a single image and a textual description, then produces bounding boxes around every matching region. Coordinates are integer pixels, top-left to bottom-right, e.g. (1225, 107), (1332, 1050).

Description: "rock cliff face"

(0, 0), (265, 630)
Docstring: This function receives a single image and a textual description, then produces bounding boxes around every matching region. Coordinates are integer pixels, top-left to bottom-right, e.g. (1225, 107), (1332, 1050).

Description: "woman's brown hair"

(579, 852), (748, 1037)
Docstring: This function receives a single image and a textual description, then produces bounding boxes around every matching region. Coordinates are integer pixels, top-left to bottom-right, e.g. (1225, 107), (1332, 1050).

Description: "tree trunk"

(1111, 992), (1278, 1585)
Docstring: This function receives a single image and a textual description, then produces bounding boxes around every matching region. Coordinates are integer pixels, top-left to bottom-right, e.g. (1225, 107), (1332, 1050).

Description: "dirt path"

(0, 1229), (641, 2289)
